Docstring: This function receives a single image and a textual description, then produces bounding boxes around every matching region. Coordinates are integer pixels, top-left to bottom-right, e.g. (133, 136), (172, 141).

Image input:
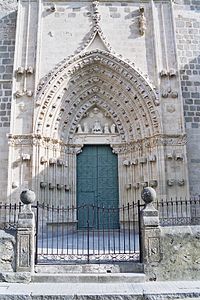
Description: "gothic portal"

(6, 0), (189, 208)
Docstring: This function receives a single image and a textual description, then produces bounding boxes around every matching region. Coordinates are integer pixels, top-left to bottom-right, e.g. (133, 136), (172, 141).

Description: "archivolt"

(34, 50), (162, 142)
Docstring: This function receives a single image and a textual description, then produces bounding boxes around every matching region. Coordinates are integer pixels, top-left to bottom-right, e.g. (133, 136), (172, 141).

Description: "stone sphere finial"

(20, 189), (36, 205)
(141, 187), (156, 204)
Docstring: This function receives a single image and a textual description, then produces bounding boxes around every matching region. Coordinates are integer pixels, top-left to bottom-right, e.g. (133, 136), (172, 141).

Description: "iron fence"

(1, 197), (200, 265)
(156, 198), (200, 226)
(0, 203), (22, 230)
(35, 202), (142, 264)
(1, 198), (200, 231)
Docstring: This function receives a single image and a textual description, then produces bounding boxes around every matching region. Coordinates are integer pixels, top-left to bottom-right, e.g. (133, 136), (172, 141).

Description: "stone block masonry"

(174, 0), (200, 195)
(0, 5), (17, 204)
(0, 0), (199, 203)
(0, 12), (16, 128)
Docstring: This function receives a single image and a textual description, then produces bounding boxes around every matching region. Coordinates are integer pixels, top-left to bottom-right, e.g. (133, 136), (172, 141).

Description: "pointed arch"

(34, 50), (161, 143)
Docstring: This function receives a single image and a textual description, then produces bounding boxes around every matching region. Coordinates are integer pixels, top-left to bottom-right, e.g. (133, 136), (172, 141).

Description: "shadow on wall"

(181, 55), (200, 196)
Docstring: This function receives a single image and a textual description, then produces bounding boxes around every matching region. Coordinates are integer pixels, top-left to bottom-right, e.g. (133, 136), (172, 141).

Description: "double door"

(77, 145), (119, 229)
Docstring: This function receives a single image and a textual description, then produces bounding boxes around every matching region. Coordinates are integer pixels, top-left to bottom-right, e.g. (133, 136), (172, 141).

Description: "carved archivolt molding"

(34, 50), (161, 143)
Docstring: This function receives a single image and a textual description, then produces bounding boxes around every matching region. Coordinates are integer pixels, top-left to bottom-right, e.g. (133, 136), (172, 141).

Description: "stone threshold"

(32, 272), (146, 283)
(34, 262), (144, 274)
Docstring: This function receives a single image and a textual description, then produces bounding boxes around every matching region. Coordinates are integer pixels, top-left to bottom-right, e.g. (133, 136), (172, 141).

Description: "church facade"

(0, 0), (199, 208)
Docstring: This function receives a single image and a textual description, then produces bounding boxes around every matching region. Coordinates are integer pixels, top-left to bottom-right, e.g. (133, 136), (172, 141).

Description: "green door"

(77, 145), (119, 229)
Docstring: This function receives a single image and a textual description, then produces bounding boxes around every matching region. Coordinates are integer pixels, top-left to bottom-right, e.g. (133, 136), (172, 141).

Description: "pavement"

(0, 280), (200, 299)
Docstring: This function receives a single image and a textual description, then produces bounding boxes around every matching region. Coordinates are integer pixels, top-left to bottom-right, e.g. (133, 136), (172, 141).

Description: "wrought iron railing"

(35, 202), (142, 264)
(1, 198), (200, 230)
(0, 203), (22, 230)
(156, 198), (200, 226)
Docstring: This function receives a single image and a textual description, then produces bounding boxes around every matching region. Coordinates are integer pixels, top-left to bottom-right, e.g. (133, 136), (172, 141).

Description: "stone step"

(35, 262), (144, 274)
(32, 272), (146, 283)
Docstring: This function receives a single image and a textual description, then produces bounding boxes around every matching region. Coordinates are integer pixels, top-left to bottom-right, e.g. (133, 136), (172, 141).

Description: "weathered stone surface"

(0, 0), (17, 12)
(16, 209), (35, 273)
(0, 0), (190, 209)
(141, 187), (157, 205)
(0, 230), (15, 272)
(174, 0), (200, 195)
(0, 0), (199, 205)
(0, 271), (31, 283)
(0, 0), (17, 203)
(20, 189), (36, 205)
(144, 225), (200, 281)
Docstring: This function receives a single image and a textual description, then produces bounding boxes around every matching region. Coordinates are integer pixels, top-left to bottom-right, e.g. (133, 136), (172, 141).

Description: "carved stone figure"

(92, 120), (102, 133)
(83, 122), (89, 133)
(168, 69), (177, 77)
(93, 107), (99, 114)
(104, 123), (110, 134)
(15, 90), (23, 98)
(178, 179), (185, 186)
(139, 7), (146, 36)
(160, 69), (168, 77)
(26, 90), (33, 97)
(16, 67), (24, 75)
(171, 91), (178, 98)
(77, 124), (83, 134)
(110, 123), (116, 134)
(167, 179), (175, 186)
(26, 66), (34, 74)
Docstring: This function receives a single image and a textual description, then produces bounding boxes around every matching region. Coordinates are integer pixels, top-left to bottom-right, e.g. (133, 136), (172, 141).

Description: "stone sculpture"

(92, 120), (102, 133)
(77, 124), (83, 133)
(139, 7), (146, 36)
(104, 123), (110, 133)
(110, 123), (116, 134)
(83, 122), (89, 133)
(20, 189), (36, 205)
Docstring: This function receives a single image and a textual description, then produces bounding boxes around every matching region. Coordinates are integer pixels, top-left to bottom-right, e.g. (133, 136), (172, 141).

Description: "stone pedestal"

(140, 203), (161, 264)
(140, 187), (161, 280)
(16, 204), (35, 273)
(16, 190), (35, 272)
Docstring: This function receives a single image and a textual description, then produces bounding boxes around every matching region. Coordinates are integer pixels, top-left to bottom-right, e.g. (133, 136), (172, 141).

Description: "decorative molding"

(160, 69), (177, 78)
(16, 67), (25, 75)
(35, 50), (159, 106)
(70, 1), (114, 56)
(7, 133), (187, 150)
(161, 88), (178, 99)
(34, 50), (161, 143)
(167, 179), (175, 186)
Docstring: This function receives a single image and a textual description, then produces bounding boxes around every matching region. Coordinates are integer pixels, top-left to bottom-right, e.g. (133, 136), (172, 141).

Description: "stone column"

(140, 187), (161, 281)
(16, 190), (36, 273)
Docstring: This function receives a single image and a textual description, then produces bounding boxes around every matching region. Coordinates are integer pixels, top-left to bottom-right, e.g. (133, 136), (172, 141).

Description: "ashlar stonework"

(0, 0), (193, 209)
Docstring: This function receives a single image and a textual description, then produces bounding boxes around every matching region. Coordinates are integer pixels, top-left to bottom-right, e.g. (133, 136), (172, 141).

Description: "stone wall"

(144, 225), (200, 281)
(0, 229), (32, 283)
(0, 230), (15, 272)
(174, 0), (200, 196)
(0, 0), (17, 203)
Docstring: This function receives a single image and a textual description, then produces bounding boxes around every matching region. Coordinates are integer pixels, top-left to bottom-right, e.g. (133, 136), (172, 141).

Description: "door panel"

(77, 145), (119, 229)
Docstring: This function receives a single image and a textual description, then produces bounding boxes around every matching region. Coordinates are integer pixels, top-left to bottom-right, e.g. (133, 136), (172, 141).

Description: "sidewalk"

(0, 281), (200, 299)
